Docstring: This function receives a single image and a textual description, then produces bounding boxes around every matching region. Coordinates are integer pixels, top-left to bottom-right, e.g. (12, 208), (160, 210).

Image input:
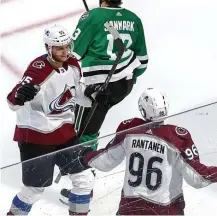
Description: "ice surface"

(1, 103), (217, 215)
(1, 0), (217, 215)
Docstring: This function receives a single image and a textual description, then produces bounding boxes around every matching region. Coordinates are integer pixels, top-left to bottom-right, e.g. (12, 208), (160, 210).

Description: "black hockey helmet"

(100, 0), (123, 7)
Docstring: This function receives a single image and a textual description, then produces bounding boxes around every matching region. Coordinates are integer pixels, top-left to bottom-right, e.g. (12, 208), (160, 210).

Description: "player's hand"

(95, 89), (109, 104)
(84, 84), (109, 105)
(84, 84), (100, 101)
(15, 84), (40, 105)
(70, 146), (93, 174)
(75, 146), (93, 169)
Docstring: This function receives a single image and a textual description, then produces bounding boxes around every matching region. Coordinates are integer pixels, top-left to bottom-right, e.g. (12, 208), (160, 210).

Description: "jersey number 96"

(128, 152), (163, 191)
(184, 144), (199, 160)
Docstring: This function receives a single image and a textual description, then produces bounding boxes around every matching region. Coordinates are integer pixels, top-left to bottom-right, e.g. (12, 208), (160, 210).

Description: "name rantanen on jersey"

(132, 139), (165, 154)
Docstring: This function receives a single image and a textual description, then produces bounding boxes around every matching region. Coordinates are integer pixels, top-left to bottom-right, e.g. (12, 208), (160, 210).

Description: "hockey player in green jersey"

(59, 0), (148, 207)
(72, 0), (148, 146)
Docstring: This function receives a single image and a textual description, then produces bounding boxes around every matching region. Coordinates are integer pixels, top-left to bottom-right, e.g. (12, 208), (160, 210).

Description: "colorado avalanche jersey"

(7, 55), (81, 145)
(84, 118), (217, 215)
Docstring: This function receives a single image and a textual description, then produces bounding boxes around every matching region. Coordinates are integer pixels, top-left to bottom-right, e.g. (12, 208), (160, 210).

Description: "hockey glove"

(15, 84), (40, 105)
(84, 84), (109, 105)
(77, 146), (93, 169)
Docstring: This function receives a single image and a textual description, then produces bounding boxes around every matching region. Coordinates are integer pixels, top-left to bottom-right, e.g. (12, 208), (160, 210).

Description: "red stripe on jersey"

(13, 123), (76, 145)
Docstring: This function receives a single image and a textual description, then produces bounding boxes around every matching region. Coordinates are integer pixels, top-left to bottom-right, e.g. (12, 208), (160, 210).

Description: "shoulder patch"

(175, 127), (188, 136)
(122, 118), (134, 125)
(32, 60), (45, 69)
(79, 11), (89, 21)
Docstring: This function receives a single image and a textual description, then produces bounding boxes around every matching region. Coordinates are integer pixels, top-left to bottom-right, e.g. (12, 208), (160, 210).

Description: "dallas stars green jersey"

(71, 7), (148, 85)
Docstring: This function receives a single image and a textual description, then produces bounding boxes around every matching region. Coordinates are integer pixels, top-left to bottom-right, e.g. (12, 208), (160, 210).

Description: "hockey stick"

(54, 25), (124, 184)
(54, 0), (91, 185)
(54, 0), (124, 184)
(79, 24), (124, 138)
(78, 1), (125, 137)
(82, 0), (89, 11)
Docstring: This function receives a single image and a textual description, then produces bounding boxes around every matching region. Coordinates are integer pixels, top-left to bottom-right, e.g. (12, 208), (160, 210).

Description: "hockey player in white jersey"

(76, 88), (217, 215)
(6, 25), (94, 215)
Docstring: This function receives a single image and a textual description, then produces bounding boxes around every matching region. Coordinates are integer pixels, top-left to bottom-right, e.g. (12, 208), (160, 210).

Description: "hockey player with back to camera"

(71, 0), (148, 150)
(76, 88), (217, 215)
(6, 25), (95, 215)
(60, 0), (149, 202)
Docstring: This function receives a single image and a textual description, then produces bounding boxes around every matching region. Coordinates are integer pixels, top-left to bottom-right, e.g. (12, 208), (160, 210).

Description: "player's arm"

(84, 136), (126, 172)
(133, 17), (148, 78)
(7, 66), (42, 111)
(81, 122), (128, 172)
(71, 11), (99, 61)
(176, 127), (217, 188)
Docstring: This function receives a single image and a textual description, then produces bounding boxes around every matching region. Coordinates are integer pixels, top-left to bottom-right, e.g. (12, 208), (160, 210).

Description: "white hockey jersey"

(84, 118), (217, 215)
(7, 55), (81, 145)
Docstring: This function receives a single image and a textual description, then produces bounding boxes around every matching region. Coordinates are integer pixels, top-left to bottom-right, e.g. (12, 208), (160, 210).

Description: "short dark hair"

(104, 0), (122, 7)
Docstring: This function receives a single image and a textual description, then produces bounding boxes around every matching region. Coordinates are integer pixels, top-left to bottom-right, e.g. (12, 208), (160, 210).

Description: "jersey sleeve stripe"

(138, 64), (148, 69)
(140, 59), (148, 64)
(7, 99), (21, 111)
(137, 55), (148, 61)
(137, 56), (148, 69)
(180, 155), (217, 187)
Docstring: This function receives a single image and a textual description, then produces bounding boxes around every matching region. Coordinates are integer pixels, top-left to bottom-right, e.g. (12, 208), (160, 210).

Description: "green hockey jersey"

(71, 7), (148, 85)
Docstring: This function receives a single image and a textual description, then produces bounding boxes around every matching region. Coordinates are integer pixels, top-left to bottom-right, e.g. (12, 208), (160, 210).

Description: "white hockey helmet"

(43, 25), (72, 61)
(138, 88), (169, 121)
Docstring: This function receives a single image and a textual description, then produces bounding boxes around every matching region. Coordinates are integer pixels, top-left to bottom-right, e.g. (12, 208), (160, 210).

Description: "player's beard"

(52, 54), (69, 63)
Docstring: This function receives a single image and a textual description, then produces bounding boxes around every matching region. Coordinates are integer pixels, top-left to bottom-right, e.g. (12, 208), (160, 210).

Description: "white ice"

(1, 0), (217, 215)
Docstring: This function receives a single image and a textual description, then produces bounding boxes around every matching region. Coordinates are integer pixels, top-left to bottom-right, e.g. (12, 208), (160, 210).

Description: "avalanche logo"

(175, 127), (188, 136)
(32, 61), (45, 69)
(48, 85), (75, 115)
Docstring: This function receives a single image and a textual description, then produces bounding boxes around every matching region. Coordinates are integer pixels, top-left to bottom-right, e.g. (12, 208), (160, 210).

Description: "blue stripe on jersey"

(69, 193), (90, 204)
(12, 195), (32, 212)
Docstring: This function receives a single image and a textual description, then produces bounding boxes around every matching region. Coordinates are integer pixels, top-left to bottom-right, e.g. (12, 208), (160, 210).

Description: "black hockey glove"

(15, 84), (40, 105)
(84, 84), (109, 105)
(77, 146), (93, 169)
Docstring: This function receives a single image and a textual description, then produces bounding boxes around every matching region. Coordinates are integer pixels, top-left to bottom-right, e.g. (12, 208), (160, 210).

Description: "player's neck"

(101, 2), (109, 7)
(101, 2), (118, 7)
(47, 56), (63, 69)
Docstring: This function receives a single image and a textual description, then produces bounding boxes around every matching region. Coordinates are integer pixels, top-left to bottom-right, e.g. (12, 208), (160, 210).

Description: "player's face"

(52, 44), (70, 62)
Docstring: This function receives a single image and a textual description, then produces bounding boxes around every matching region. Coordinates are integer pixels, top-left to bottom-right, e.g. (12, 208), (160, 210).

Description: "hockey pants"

(74, 77), (134, 148)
